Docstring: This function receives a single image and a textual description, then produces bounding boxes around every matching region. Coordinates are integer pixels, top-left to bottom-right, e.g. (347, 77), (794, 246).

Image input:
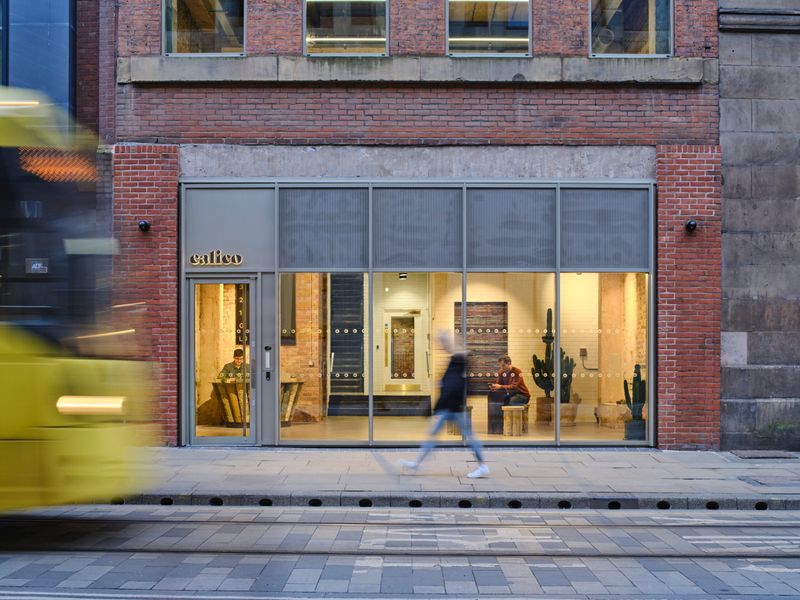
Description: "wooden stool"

(502, 405), (527, 436)
(446, 405), (473, 435)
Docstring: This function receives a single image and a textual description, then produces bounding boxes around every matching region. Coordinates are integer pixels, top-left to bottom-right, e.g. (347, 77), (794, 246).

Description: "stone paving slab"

(117, 447), (800, 509)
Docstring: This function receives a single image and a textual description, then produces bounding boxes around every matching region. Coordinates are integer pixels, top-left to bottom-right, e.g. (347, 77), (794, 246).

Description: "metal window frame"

(446, 0), (532, 57)
(1, 0), (8, 85)
(303, 0), (389, 57)
(162, 0), (247, 57)
(588, 0), (674, 58)
(180, 179), (655, 447)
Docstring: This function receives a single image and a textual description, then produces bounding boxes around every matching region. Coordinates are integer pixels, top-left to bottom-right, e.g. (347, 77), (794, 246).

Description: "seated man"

(218, 348), (249, 383)
(490, 355), (531, 406)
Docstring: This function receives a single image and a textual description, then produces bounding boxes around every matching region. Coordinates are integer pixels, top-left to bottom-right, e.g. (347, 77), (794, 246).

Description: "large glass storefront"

(183, 182), (653, 446)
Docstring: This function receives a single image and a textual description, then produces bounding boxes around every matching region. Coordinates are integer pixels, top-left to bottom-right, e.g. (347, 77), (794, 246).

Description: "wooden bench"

(280, 380), (303, 426)
(502, 405), (529, 436)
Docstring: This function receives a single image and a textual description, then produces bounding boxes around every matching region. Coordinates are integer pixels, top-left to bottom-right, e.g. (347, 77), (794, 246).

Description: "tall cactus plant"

(531, 308), (554, 398)
(532, 308), (576, 404)
(624, 364), (646, 420)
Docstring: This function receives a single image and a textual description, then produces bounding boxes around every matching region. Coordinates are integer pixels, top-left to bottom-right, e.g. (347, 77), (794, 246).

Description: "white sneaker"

(467, 464), (490, 479)
(399, 459), (419, 473)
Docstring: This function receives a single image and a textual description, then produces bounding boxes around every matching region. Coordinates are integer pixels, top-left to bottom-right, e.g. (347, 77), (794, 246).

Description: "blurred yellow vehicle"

(0, 87), (156, 511)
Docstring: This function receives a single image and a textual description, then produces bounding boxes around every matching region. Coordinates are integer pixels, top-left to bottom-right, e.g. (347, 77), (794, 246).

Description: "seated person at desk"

(489, 355), (530, 405)
(217, 349), (249, 383)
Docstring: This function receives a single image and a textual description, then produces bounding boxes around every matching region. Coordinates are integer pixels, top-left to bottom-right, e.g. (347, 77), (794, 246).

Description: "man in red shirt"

(490, 355), (531, 406)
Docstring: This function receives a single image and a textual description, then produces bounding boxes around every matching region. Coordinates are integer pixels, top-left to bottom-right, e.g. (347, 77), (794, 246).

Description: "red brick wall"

(115, 0), (717, 58)
(116, 84), (718, 146)
(113, 144), (180, 446)
(533, 0), (586, 56)
(675, 0), (718, 57)
(99, 0), (119, 143)
(391, 0), (444, 55)
(76, 0), (99, 131)
(655, 144), (722, 450)
(248, 0), (302, 55)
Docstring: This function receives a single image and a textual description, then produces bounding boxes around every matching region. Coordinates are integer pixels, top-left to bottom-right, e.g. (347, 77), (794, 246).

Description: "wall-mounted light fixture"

(684, 219), (697, 233)
(138, 220), (150, 232)
(398, 272), (407, 280)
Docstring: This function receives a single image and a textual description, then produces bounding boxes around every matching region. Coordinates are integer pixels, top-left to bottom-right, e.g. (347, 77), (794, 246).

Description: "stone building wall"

(719, 0), (800, 450)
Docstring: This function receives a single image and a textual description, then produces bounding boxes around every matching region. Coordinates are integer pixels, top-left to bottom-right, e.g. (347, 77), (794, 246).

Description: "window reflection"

(591, 0), (671, 55)
(560, 273), (649, 442)
(164, 0), (244, 54)
(279, 273), (368, 441)
(306, 0), (387, 54)
(448, 0), (530, 55)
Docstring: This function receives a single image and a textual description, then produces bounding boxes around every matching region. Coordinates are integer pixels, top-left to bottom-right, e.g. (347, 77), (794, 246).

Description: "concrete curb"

(117, 492), (798, 510)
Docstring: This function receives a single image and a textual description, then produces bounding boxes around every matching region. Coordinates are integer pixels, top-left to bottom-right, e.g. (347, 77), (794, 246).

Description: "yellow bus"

(0, 87), (156, 510)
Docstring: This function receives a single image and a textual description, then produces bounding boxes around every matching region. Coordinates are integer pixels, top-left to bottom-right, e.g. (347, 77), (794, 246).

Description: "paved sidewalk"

(126, 447), (800, 510)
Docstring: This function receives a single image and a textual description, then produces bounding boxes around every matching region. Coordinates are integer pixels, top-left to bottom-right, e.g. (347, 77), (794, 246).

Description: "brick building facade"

(91, 0), (724, 449)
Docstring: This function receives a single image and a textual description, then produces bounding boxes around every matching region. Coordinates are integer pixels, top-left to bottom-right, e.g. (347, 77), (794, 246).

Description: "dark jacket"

(433, 353), (466, 413)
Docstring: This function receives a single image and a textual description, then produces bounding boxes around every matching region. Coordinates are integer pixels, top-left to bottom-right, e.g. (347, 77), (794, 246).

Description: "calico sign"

(189, 250), (244, 266)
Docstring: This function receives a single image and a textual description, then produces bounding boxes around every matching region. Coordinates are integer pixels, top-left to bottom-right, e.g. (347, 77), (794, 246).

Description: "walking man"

(400, 331), (489, 479)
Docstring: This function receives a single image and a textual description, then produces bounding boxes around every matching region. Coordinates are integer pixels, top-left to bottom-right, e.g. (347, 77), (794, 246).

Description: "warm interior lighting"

(449, 37), (529, 42)
(73, 328), (136, 340)
(307, 37), (386, 42)
(0, 100), (41, 108)
(19, 148), (97, 183)
(57, 396), (127, 416)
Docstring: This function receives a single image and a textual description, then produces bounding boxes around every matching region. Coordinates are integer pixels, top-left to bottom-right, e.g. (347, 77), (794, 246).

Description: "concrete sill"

(118, 55), (717, 85)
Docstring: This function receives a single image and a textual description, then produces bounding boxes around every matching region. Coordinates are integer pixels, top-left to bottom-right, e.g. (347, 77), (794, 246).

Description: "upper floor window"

(448, 0), (530, 56)
(591, 0), (671, 56)
(305, 0), (387, 55)
(164, 0), (245, 55)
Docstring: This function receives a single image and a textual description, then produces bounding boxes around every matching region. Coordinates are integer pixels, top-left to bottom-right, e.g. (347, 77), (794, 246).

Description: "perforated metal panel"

(467, 188), (556, 268)
(560, 188), (650, 270)
(279, 188), (369, 269)
(372, 188), (463, 269)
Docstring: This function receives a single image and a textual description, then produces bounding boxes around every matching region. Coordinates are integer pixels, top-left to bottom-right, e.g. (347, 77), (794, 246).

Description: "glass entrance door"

(190, 280), (255, 444)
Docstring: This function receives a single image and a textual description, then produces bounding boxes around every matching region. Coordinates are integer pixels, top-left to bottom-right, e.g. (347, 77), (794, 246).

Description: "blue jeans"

(506, 393), (529, 406)
(416, 409), (485, 465)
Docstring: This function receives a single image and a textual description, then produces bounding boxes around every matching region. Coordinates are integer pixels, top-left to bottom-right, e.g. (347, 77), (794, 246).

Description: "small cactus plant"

(532, 308), (576, 404)
(624, 364), (646, 420)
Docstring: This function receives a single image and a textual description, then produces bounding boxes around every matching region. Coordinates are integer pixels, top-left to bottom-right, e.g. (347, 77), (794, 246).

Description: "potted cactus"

(532, 308), (579, 424)
(623, 363), (647, 440)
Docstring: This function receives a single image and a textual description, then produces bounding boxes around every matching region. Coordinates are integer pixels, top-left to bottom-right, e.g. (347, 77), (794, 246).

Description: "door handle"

(265, 371), (271, 381)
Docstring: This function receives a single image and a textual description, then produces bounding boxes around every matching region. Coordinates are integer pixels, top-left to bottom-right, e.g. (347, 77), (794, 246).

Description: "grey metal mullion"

(555, 182), (561, 446)
(302, 0), (308, 55)
(274, 184), (281, 445)
(179, 182), (188, 446)
(368, 185), (374, 445)
(648, 183), (656, 446)
(461, 183), (468, 445)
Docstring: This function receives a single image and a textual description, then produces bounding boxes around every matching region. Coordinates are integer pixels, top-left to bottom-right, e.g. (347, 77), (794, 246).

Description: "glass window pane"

(164, 0), (244, 54)
(279, 273), (368, 442)
(194, 283), (251, 438)
(306, 0), (386, 54)
(373, 188), (463, 269)
(591, 0), (671, 55)
(279, 188), (369, 269)
(448, 0), (530, 54)
(467, 188), (556, 269)
(465, 273), (555, 442)
(372, 272), (462, 442)
(559, 273), (649, 442)
(560, 188), (650, 270)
